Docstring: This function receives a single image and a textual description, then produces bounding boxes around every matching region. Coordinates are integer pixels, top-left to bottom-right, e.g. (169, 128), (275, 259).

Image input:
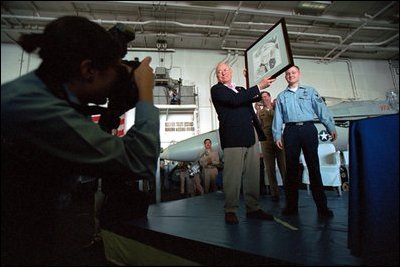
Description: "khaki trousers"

(223, 141), (260, 213)
(203, 167), (218, 193)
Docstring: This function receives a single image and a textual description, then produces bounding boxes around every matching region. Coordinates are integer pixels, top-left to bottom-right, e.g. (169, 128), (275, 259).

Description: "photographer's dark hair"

(18, 16), (122, 83)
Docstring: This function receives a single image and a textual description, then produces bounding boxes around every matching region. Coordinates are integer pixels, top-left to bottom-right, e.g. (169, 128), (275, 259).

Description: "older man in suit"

(211, 63), (276, 224)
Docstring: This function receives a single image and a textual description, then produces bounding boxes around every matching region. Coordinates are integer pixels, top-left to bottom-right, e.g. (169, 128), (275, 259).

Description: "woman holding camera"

(1, 16), (159, 265)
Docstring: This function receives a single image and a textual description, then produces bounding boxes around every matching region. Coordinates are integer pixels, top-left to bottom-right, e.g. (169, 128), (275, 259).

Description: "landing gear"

(340, 166), (349, 191)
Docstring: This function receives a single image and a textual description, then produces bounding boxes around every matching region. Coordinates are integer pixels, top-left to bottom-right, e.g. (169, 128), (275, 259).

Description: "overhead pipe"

(127, 47), (175, 52)
(293, 55), (359, 100)
(291, 41), (398, 52)
(322, 1), (397, 61)
(2, 15), (392, 48)
(3, 23), (395, 55)
(221, 1), (243, 48)
(2, 12), (397, 60)
(221, 34), (397, 52)
(227, 50), (239, 67)
(221, 47), (246, 52)
(389, 60), (399, 92)
(233, 21), (398, 32)
(290, 31), (343, 43)
(329, 33), (399, 62)
(229, 23), (343, 44)
(342, 59), (359, 100)
(104, 1), (397, 27)
(2, 14), (396, 57)
(0, 14), (230, 30)
(5, 2), (396, 31)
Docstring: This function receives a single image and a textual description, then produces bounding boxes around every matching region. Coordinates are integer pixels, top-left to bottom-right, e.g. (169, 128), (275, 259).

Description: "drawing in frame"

(245, 18), (294, 88)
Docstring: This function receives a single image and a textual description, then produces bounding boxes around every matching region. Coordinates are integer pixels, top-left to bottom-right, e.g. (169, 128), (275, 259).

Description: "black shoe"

(246, 209), (274, 220)
(282, 207), (298, 216)
(225, 212), (239, 224)
(318, 208), (334, 218)
(271, 196), (280, 202)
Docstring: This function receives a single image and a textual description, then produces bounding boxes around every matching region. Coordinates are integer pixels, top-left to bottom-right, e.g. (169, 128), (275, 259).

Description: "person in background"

(199, 138), (220, 194)
(272, 65), (337, 218)
(189, 162), (204, 197)
(169, 88), (180, 104)
(178, 161), (190, 196)
(257, 151), (268, 195)
(253, 103), (268, 196)
(256, 91), (287, 202)
(1, 16), (160, 265)
(159, 159), (167, 191)
(210, 62), (276, 225)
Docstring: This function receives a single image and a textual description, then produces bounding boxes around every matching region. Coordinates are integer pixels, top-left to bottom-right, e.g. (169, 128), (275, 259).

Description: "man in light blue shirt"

(272, 65), (337, 218)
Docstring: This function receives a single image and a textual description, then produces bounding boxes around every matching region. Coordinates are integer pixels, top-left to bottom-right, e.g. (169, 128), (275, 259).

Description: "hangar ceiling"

(1, 1), (399, 61)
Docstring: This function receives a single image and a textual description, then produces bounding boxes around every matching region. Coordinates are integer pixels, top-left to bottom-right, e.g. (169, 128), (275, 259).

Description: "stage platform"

(101, 189), (362, 266)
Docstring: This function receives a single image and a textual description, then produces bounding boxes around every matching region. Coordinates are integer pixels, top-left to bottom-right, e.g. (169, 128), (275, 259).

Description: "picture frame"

(245, 18), (294, 88)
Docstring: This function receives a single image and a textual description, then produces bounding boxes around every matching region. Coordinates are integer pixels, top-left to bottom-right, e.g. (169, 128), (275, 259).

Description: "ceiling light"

(300, 1), (331, 10)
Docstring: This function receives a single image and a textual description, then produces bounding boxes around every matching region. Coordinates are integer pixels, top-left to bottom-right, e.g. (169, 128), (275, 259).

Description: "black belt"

(285, 121), (314, 126)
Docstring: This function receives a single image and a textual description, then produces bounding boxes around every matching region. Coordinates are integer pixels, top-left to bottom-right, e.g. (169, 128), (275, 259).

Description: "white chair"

(300, 143), (342, 196)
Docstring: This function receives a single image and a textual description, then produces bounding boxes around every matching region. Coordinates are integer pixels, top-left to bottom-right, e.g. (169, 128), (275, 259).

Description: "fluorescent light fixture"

(300, 1), (331, 10)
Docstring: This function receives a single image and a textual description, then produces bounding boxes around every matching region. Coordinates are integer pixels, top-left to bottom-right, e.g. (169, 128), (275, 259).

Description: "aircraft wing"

(160, 130), (222, 162)
(329, 100), (398, 119)
(161, 99), (399, 162)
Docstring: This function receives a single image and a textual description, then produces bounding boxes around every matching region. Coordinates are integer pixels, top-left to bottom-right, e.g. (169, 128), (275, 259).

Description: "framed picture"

(245, 18), (294, 88)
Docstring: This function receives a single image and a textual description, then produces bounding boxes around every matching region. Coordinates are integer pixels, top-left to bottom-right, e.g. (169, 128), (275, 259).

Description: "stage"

(101, 189), (362, 266)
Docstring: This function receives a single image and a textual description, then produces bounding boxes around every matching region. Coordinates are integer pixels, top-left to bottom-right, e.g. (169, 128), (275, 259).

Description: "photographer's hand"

(134, 57), (154, 103)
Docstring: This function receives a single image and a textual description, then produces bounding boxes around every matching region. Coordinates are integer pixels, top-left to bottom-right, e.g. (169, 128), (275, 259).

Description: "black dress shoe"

(318, 208), (334, 218)
(246, 209), (274, 220)
(282, 207), (298, 216)
(225, 212), (239, 224)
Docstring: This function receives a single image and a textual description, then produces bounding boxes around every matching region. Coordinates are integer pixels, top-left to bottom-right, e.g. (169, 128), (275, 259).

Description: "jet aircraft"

(160, 91), (399, 161)
(159, 91), (398, 193)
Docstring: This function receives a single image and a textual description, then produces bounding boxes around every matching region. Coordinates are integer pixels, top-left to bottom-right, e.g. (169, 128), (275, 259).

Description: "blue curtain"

(348, 114), (399, 265)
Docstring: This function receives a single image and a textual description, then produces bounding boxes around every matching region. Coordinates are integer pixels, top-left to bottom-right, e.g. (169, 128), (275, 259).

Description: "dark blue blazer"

(211, 82), (266, 149)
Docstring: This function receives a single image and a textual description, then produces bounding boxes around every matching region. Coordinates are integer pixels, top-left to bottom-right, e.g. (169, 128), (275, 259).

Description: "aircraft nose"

(159, 130), (220, 162)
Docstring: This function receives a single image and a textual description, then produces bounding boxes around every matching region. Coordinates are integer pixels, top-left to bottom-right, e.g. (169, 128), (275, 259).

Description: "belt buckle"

(295, 122), (304, 126)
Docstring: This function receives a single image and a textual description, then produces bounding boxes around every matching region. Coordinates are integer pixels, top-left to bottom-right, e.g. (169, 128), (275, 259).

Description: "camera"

(98, 23), (142, 133)
(97, 24), (152, 223)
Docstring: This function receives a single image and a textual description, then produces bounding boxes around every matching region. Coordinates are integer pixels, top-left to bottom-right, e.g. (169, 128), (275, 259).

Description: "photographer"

(1, 16), (160, 265)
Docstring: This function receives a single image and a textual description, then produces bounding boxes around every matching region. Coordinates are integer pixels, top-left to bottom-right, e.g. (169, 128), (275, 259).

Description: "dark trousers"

(283, 123), (328, 211)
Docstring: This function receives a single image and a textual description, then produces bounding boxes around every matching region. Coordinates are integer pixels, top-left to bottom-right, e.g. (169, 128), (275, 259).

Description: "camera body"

(99, 23), (140, 133)
(98, 24), (152, 222)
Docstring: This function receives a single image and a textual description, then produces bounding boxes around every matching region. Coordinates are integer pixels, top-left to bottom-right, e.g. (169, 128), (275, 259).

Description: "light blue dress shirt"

(272, 84), (336, 141)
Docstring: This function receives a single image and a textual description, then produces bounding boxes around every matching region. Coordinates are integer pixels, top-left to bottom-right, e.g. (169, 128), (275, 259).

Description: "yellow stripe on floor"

(274, 217), (298, 230)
